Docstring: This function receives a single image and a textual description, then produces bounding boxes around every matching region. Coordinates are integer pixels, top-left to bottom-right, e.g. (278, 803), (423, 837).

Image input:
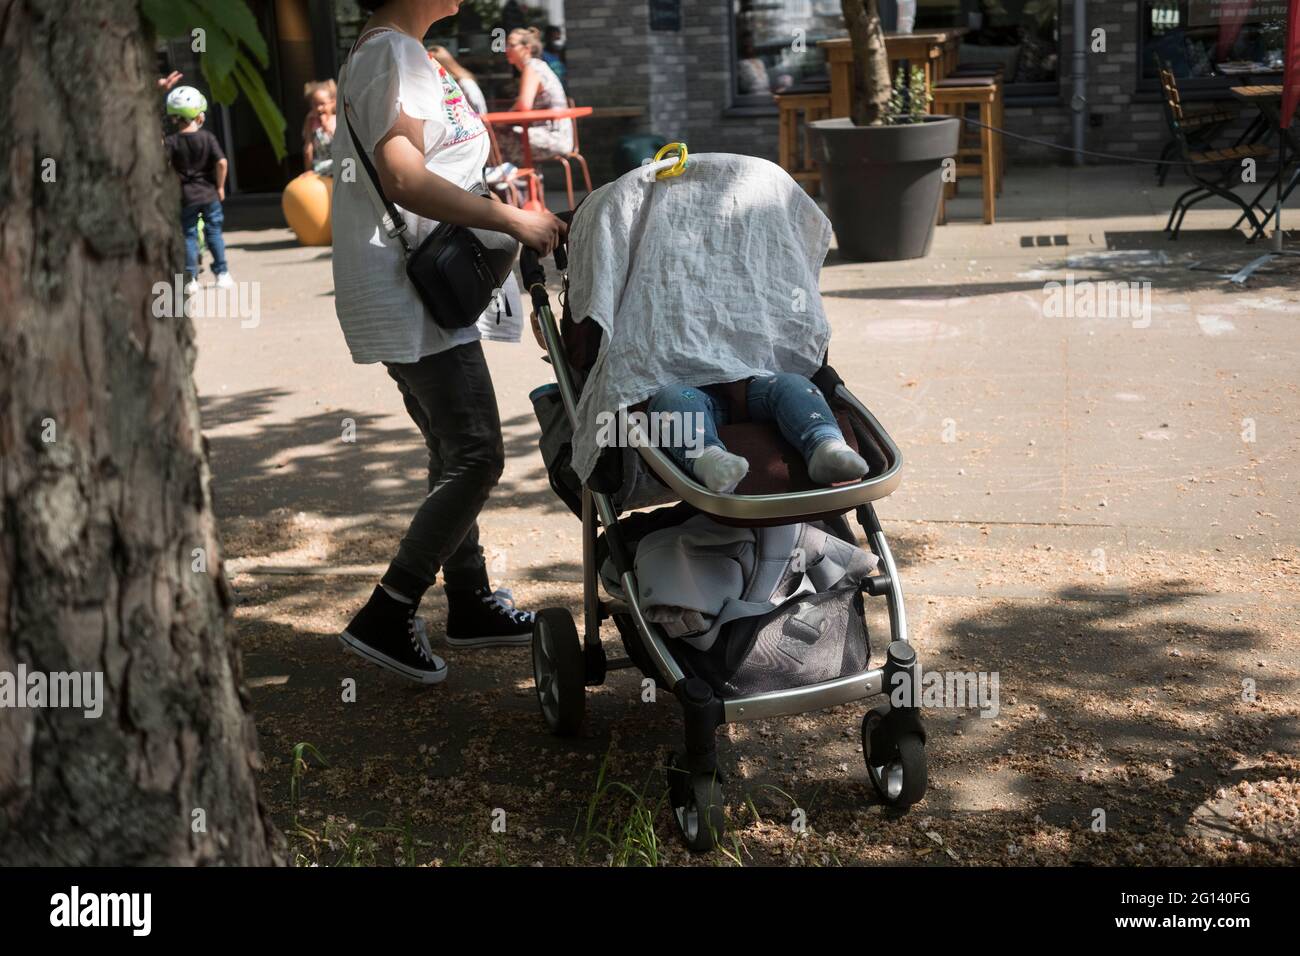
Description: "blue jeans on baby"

(646, 373), (844, 476)
(181, 200), (228, 280)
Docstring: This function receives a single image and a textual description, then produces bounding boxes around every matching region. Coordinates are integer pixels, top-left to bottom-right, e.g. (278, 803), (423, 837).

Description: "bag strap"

(342, 89), (413, 254)
(339, 35), (414, 256)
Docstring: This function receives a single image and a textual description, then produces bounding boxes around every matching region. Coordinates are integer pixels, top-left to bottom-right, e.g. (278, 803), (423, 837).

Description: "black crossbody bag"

(343, 87), (519, 330)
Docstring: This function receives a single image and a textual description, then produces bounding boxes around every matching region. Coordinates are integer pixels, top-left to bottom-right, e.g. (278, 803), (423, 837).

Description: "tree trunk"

(843, 0), (893, 126)
(0, 0), (281, 865)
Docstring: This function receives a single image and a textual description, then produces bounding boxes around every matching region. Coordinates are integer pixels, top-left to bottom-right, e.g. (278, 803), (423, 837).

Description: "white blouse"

(331, 29), (491, 365)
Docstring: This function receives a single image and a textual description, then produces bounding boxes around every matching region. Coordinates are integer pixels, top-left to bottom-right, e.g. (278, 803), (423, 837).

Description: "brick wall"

(564, 0), (776, 185)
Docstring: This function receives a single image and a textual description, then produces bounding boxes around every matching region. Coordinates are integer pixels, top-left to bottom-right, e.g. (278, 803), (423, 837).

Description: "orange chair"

(535, 98), (594, 209)
(485, 122), (546, 211)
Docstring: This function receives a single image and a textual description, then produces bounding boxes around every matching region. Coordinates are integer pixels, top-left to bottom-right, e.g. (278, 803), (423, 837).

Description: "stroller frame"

(521, 244), (927, 852)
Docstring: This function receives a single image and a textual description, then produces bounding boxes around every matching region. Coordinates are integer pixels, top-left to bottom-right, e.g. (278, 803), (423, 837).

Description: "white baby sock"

(808, 439), (868, 485)
(692, 445), (749, 494)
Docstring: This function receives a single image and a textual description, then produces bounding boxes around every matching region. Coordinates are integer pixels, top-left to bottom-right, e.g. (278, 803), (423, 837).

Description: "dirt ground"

(201, 165), (1300, 866)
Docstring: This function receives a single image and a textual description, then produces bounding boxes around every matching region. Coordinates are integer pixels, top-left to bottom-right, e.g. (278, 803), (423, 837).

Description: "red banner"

(1284, 0), (1299, 126)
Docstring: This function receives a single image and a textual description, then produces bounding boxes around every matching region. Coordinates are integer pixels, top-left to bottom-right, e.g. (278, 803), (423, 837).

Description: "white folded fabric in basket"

(630, 515), (878, 652)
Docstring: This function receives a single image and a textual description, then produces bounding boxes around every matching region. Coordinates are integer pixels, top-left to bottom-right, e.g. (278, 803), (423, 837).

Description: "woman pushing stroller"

(331, 0), (565, 685)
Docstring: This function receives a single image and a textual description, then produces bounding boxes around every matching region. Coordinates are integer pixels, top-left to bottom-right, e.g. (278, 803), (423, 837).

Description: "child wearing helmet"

(163, 85), (232, 294)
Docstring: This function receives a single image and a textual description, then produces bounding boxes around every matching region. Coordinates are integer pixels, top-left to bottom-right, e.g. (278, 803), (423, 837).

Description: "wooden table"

(480, 106), (593, 169)
(820, 29), (968, 119)
(1227, 85), (1299, 241)
(1230, 85), (1300, 149)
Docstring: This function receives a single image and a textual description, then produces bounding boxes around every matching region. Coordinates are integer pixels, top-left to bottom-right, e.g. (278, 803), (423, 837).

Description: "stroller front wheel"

(532, 608), (585, 736)
(862, 704), (927, 808)
(666, 753), (726, 853)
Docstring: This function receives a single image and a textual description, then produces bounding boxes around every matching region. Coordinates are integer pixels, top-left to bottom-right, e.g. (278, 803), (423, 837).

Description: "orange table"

(480, 106), (593, 169)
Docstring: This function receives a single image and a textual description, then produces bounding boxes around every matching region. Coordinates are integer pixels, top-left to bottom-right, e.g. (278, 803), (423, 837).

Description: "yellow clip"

(654, 142), (689, 180)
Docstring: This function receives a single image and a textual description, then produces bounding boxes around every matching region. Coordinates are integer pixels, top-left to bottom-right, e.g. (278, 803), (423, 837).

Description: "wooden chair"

(1151, 56), (1240, 187)
(933, 75), (1002, 224)
(775, 91), (832, 196)
(948, 63), (1006, 182)
(1156, 62), (1272, 239)
(535, 98), (594, 210)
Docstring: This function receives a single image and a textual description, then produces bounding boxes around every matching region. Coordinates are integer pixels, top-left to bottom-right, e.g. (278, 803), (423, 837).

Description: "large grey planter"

(808, 115), (961, 262)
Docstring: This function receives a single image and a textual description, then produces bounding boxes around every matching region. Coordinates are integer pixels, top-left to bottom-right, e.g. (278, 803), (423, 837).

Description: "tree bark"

(0, 0), (281, 865)
(843, 0), (893, 126)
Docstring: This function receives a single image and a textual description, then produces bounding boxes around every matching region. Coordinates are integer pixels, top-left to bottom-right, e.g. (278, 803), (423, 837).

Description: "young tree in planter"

(0, 0), (281, 865)
(842, 0), (894, 126)
(811, 2), (958, 260)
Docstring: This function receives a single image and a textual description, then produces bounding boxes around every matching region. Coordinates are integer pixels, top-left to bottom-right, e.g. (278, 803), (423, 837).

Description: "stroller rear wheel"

(666, 753), (726, 852)
(862, 704), (927, 808)
(532, 608), (585, 736)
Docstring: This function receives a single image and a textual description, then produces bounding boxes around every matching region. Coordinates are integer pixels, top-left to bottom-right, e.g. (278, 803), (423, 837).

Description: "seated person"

(648, 374), (867, 493)
(497, 26), (574, 165)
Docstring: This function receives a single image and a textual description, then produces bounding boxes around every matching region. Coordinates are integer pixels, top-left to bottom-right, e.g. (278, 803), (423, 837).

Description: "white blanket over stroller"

(566, 153), (834, 483)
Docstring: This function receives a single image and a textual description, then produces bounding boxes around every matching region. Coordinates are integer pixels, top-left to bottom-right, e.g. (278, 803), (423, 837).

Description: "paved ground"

(196, 165), (1299, 865)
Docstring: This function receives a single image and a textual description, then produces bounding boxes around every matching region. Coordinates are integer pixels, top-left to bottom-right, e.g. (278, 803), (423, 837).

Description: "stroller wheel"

(667, 753), (726, 852)
(532, 608), (585, 736)
(862, 704), (927, 809)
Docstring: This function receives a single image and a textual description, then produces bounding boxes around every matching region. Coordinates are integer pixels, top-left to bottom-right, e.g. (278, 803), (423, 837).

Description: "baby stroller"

(521, 152), (926, 852)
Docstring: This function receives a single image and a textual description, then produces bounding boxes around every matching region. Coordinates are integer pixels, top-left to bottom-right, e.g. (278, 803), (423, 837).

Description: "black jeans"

(382, 341), (504, 596)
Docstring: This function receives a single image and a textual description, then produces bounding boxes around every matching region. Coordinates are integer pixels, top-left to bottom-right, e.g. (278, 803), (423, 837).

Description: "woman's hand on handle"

(508, 207), (567, 257)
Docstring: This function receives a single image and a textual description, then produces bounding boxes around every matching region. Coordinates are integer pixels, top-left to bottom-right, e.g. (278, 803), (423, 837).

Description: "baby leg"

(646, 384), (748, 493)
(747, 373), (867, 484)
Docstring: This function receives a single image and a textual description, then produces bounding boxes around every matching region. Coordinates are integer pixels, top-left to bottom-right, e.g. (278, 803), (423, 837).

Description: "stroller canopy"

(565, 152), (834, 483)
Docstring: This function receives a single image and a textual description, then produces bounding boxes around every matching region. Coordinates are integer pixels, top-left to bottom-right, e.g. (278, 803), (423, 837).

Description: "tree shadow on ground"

(200, 389), (568, 526)
(760, 576), (1297, 863)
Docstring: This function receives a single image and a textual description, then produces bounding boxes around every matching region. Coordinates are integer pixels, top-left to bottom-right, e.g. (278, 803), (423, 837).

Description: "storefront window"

(1140, 1), (1289, 84)
(732, 0), (846, 102)
(921, 1), (1060, 92)
(730, 0), (1059, 106)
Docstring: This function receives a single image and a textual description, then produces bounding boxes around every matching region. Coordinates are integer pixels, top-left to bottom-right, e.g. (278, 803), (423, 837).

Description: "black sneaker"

(338, 586), (448, 684)
(445, 586), (535, 648)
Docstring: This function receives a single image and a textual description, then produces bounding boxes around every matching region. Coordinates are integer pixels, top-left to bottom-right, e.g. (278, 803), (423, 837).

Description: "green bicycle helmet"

(166, 85), (208, 120)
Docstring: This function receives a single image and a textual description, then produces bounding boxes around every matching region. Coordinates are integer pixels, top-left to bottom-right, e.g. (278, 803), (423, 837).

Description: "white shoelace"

(485, 588), (532, 623)
(408, 617), (438, 663)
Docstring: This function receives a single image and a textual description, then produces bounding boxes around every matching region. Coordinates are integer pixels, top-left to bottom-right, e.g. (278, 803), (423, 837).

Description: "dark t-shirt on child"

(163, 129), (226, 207)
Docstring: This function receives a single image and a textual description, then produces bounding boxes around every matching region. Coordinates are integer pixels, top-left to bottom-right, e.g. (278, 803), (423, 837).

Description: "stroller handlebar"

(520, 242), (567, 294)
(520, 210), (572, 304)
